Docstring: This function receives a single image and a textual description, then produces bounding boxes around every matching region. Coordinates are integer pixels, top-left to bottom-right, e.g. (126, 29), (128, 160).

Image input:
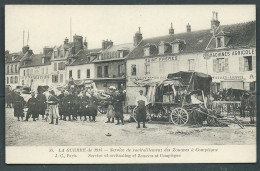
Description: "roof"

(20, 53), (51, 68)
(207, 20), (256, 50)
(68, 48), (102, 66)
(5, 52), (24, 63)
(128, 29), (213, 59)
(101, 43), (134, 52)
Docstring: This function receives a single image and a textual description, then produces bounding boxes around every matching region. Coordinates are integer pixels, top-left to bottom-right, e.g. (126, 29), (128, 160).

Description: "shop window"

(188, 59), (195, 71)
(86, 69), (90, 78)
(216, 37), (224, 48)
(97, 66), (102, 78)
(144, 63), (150, 75)
(244, 56), (252, 71)
(131, 64), (136, 76)
(52, 75), (58, 83)
(77, 70), (81, 79)
(104, 66), (109, 77)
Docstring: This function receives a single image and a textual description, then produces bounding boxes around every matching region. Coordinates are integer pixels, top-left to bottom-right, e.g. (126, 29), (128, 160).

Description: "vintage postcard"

(5, 5), (256, 164)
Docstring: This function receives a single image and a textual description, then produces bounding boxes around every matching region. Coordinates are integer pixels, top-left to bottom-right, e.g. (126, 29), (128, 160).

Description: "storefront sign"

(203, 48), (256, 59)
(145, 56), (178, 63)
(212, 73), (256, 82)
(132, 76), (167, 81)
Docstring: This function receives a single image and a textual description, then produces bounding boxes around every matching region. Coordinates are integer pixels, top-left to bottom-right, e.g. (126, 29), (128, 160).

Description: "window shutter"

(213, 59), (217, 72)
(252, 56), (256, 71)
(225, 58), (229, 72)
(239, 57), (243, 72)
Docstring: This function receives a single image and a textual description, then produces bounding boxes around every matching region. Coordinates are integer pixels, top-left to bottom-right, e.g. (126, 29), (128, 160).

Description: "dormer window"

(171, 39), (185, 54)
(119, 51), (124, 58)
(216, 36), (224, 48)
(42, 58), (45, 64)
(144, 47), (150, 56)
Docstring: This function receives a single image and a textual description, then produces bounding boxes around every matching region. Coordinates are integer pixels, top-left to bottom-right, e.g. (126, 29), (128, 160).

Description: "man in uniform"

(26, 91), (39, 121)
(79, 91), (90, 121)
(13, 91), (26, 121)
(135, 90), (148, 128)
(58, 90), (65, 120)
(114, 88), (125, 125)
(36, 88), (47, 120)
(62, 91), (73, 121)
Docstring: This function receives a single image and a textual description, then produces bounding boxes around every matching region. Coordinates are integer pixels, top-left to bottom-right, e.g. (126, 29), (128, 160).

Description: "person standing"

(114, 89), (125, 125)
(26, 91), (39, 121)
(13, 91), (25, 121)
(62, 91), (73, 121)
(135, 90), (148, 128)
(47, 90), (59, 125)
(58, 90), (65, 120)
(105, 87), (116, 123)
(240, 92), (246, 118)
(36, 89), (47, 120)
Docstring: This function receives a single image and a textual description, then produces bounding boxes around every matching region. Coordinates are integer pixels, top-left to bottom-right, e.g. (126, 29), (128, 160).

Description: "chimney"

(22, 45), (30, 54)
(186, 23), (191, 32)
(84, 37), (88, 50)
(43, 47), (53, 56)
(27, 50), (33, 57)
(102, 39), (113, 49)
(169, 22), (174, 35)
(73, 34), (83, 53)
(133, 27), (143, 46)
(211, 11), (220, 31)
(64, 37), (69, 44)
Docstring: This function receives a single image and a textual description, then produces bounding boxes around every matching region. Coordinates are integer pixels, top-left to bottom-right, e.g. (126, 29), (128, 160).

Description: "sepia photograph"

(5, 5), (256, 163)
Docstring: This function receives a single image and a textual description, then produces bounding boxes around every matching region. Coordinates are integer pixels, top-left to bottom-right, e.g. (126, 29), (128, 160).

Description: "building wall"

(66, 63), (95, 81)
(19, 65), (52, 91)
(51, 59), (66, 85)
(5, 62), (21, 89)
(94, 61), (126, 78)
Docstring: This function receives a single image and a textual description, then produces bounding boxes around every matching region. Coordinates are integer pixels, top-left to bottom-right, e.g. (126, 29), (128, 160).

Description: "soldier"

(135, 90), (148, 128)
(13, 91), (26, 121)
(86, 90), (98, 122)
(47, 90), (60, 125)
(114, 89), (125, 125)
(72, 91), (81, 120)
(105, 87), (116, 123)
(79, 91), (90, 121)
(36, 88), (47, 120)
(62, 91), (73, 121)
(26, 91), (39, 121)
(58, 90), (65, 120)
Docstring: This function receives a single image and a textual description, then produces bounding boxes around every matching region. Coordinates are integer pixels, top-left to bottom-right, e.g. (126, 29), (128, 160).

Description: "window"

(7, 77), (9, 84)
(27, 69), (29, 76)
(159, 62), (165, 73)
(7, 66), (9, 73)
(58, 62), (65, 70)
(86, 69), (90, 78)
(77, 70), (81, 79)
(104, 66), (109, 77)
(97, 66), (102, 78)
(144, 63), (150, 75)
(10, 65), (13, 73)
(244, 56), (252, 71)
(216, 37), (224, 48)
(87, 57), (90, 62)
(60, 74), (63, 83)
(52, 75), (58, 83)
(119, 51), (124, 58)
(15, 76), (18, 83)
(22, 80), (24, 85)
(213, 58), (227, 73)
(173, 44), (179, 53)
(188, 59), (195, 71)
(69, 70), (72, 78)
(159, 45), (165, 55)
(41, 68), (44, 74)
(131, 64), (136, 76)
(23, 70), (26, 76)
(15, 65), (17, 73)
(42, 58), (45, 64)
(144, 47), (150, 56)
(30, 69), (33, 75)
(118, 64), (124, 76)
(10, 77), (13, 83)
(54, 51), (58, 58)
(54, 63), (57, 71)
(46, 67), (48, 74)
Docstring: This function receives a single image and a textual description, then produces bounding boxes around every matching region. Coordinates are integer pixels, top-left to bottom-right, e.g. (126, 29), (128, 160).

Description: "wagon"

(132, 71), (212, 126)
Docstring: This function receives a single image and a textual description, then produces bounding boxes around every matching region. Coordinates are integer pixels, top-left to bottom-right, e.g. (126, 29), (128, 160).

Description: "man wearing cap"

(105, 86), (116, 123)
(62, 91), (73, 121)
(36, 88), (47, 120)
(13, 91), (26, 121)
(135, 90), (148, 128)
(47, 90), (60, 125)
(114, 88), (125, 125)
(26, 91), (39, 121)
(58, 90), (65, 120)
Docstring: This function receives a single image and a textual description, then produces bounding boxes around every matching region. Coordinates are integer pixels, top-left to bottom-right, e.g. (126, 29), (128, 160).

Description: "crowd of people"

(6, 85), (150, 128)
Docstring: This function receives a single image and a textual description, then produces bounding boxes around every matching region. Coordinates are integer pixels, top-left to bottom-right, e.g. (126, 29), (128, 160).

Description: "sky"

(5, 5), (255, 54)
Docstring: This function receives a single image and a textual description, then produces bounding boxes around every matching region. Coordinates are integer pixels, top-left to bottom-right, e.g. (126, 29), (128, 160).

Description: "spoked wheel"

(132, 106), (150, 122)
(170, 107), (189, 126)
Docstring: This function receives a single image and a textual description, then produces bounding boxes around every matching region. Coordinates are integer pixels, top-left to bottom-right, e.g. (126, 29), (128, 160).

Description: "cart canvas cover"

(167, 71), (212, 95)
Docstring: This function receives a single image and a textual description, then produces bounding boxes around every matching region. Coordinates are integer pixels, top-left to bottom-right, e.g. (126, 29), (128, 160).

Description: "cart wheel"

(132, 106), (150, 122)
(170, 108), (189, 126)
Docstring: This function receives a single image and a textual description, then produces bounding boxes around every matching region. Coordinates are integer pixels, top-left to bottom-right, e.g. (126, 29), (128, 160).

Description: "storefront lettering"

(203, 49), (256, 59)
(145, 56), (178, 63)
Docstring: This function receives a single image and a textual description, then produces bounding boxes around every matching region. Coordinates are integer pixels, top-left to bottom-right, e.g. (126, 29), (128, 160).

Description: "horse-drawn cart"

(132, 71), (213, 126)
